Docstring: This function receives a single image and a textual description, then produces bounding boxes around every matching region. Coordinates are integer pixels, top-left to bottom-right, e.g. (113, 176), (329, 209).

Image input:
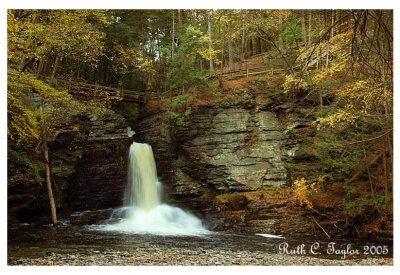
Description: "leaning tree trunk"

(43, 135), (57, 225)
(40, 109), (57, 225)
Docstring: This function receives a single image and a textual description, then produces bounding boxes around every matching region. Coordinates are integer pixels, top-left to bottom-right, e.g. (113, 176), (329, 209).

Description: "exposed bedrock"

(134, 92), (316, 234)
(8, 109), (131, 223)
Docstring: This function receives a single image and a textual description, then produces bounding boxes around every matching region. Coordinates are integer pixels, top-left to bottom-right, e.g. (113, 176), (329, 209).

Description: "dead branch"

(345, 129), (392, 146)
(311, 216), (331, 239)
(345, 152), (383, 185)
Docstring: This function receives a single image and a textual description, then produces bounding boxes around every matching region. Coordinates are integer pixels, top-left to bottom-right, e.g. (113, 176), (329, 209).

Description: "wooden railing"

(45, 77), (155, 104)
(43, 52), (318, 103)
(217, 48), (322, 79)
(218, 64), (305, 79)
(218, 59), (309, 79)
(219, 65), (286, 79)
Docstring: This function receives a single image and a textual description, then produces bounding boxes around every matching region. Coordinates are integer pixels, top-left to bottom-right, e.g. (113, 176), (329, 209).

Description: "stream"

(8, 222), (393, 266)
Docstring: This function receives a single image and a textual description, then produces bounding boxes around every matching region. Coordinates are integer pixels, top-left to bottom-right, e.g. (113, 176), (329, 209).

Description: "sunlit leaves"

(336, 80), (390, 112)
(8, 10), (109, 66)
(315, 79), (392, 131)
(7, 69), (84, 145)
(283, 12), (392, 135)
(44, 10), (108, 64)
(293, 177), (316, 210)
(7, 88), (40, 144)
(315, 110), (359, 130)
(283, 74), (309, 93)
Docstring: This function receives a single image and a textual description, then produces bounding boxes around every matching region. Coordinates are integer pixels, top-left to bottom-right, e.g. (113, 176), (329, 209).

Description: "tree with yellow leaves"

(284, 10), (392, 225)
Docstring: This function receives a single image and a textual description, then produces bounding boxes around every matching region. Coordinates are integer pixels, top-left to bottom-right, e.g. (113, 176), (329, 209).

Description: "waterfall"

(101, 142), (209, 236)
(125, 143), (160, 210)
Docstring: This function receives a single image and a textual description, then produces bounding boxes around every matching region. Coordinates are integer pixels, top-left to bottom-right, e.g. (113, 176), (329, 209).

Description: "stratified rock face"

(8, 109), (131, 222)
(64, 112), (131, 211)
(134, 93), (315, 234)
(175, 108), (287, 193)
(135, 93), (308, 197)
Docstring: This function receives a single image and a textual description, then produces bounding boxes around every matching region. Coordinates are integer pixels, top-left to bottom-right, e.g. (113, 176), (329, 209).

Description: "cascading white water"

(101, 142), (209, 236)
(125, 143), (160, 211)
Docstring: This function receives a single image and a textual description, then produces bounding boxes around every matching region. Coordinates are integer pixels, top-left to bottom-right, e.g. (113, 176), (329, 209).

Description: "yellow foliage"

(336, 80), (391, 113)
(7, 69), (85, 145)
(112, 44), (139, 68)
(7, 11), (19, 60)
(315, 110), (359, 130)
(287, 25), (392, 132)
(311, 57), (349, 85)
(293, 178), (317, 210)
(316, 79), (392, 130)
(7, 89), (40, 144)
(8, 10), (107, 65)
(284, 32), (353, 95)
(283, 74), (309, 93)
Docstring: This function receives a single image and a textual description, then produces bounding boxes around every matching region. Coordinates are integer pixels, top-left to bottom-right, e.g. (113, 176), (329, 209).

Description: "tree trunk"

(171, 10), (175, 57)
(308, 11), (312, 46)
(43, 134), (57, 226)
(241, 27), (246, 61)
(363, 148), (375, 199)
(257, 37), (262, 54)
(345, 153), (383, 185)
(301, 10), (307, 45)
(381, 63), (389, 115)
(40, 109), (57, 226)
(331, 10), (335, 39)
(319, 90), (323, 107)
(278, 15), (284, 50)
(252, 38), (257, 56)
(326, 45), (330, 68)
(157, 87), (161, 111)
(36, 60), (46, 78)
(178, 9), (182, 25)
(50, 55), (60, 83)
(382, 144), (389, 205)
(249, 39), (254, 56)
(220, 24), (225, 71)
(20, 58), (34, 73)
(207, 11), (214, 73)
(228, 31), (234, 73)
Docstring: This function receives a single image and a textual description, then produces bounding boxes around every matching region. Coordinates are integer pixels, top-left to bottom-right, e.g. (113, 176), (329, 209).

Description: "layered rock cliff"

(8, 109), (131, 222)
(135, 88), (319, 234)
(8, 84), (324, 235)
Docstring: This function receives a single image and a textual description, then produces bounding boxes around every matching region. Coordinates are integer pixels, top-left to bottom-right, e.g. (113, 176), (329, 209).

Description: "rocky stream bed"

(9, 246), (392, 266)
(8, 224), (392, 266)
